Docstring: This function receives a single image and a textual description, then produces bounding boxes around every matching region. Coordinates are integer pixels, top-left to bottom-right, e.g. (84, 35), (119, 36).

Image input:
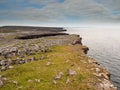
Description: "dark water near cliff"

(67, 27), (120, 89)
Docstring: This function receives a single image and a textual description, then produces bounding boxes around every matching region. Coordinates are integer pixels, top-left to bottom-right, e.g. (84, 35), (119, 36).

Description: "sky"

(0, 0), (120, 27)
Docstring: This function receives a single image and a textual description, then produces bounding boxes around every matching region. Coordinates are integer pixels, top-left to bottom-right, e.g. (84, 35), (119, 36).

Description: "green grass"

(0, 45), (98, 90)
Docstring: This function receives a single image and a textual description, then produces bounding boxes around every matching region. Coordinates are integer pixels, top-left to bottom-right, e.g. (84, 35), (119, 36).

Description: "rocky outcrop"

(0, 34), (83, 71)
(16, 32), (69, 39)
(97, 79), (117, 90)
(70, 34), (82, 45)
(81, 46), (89, 54)
(0, 26), (67, 32)
(88, 58), (117, 90)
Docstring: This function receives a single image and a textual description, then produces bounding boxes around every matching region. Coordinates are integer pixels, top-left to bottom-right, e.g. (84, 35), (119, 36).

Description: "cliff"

(0, 27), (117, 90)
(0, 26), (66, 33)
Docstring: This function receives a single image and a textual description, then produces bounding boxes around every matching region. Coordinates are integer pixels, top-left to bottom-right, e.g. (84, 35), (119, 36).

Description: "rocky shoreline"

(0, 26), (117, 90)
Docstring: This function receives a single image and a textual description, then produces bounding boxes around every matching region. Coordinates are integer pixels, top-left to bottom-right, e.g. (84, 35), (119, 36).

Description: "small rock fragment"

(66, 60), (70, 63)
(100, 73), (110, 80)
(88, 58), (100, 65)
(25, 59), (31, 63)
(59, 72), (64, 75)
(53, 80), (57, 84)
(40, 55), (44, 60)
(13, 80), (18, 85)
(54, 72), (64, 80)
(35, 79), (40, 83)
(28, 80), (32, 82)
(67, 69), (77, 76)
(1, 66), (7, 71)
(32, 57), (37, 61)
(18, 59), (25, 64)
(96, 68), (101, 73)
(17, 86), (23, 89)
(46, 62), (51, 66)
(2, 77), (8, 81)
(77, 67), (80, 70)
(66, 78), (70, 84)
(8, 66), (14, 69)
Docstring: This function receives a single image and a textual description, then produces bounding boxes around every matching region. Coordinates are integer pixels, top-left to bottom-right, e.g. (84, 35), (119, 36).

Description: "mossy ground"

(0, 45), (99, 90)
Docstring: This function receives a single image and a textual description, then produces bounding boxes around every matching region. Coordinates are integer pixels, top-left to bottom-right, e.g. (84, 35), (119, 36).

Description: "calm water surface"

(67, 27), (120, 89)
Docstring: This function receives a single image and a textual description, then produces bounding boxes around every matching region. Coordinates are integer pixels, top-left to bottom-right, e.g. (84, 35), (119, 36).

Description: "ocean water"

(67, 27), (120, 89)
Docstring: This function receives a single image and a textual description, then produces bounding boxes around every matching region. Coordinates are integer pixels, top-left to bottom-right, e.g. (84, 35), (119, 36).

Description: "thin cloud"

(0, 0), (120, 26)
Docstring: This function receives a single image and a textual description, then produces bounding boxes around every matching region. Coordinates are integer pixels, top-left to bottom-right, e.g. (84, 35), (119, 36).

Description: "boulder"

(0, 60), (10, 66)
(81, 46), (89, 54)
(72, 38), (82, 45)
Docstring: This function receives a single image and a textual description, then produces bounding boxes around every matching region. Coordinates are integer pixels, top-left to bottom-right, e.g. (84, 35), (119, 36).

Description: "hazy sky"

(0, 0), (120, 27)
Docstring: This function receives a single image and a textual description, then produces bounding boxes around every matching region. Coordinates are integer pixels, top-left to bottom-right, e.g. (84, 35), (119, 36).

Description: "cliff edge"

(0, 27), (117, 90)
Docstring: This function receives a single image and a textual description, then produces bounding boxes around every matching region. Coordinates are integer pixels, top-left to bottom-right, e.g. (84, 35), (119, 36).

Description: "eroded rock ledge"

(16, 32), (69, 39)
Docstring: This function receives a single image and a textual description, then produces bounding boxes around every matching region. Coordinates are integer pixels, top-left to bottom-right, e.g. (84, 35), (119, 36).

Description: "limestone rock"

(40, 55), (44, 60)
(2, 77), (8, 81)
(46, 62), (51, 66)
(53, 80), (57, 84)
(97, 79), (117, 90)
(96, 68), (101, 74)
(17, 86), (23, 89)
(13, 80), (18, 85)
(8, 66), (14, 69)
(18, 59), (25, 64)
(88, 58), (100, 65)
(66, 78), (70, 84)
(35, 79), (40, 83)
(67, 69), (77, 76)
(54, 72), (63, 80)
(0, 60), (10, 66)
(72, 38), (82, 45)
(0, 78), (4, 87)
(28, 80), (32, 82)
(1, 66), (7, 71)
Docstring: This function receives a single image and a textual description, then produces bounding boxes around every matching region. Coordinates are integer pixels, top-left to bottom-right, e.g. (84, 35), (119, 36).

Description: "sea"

(67, 27), (120, 89)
